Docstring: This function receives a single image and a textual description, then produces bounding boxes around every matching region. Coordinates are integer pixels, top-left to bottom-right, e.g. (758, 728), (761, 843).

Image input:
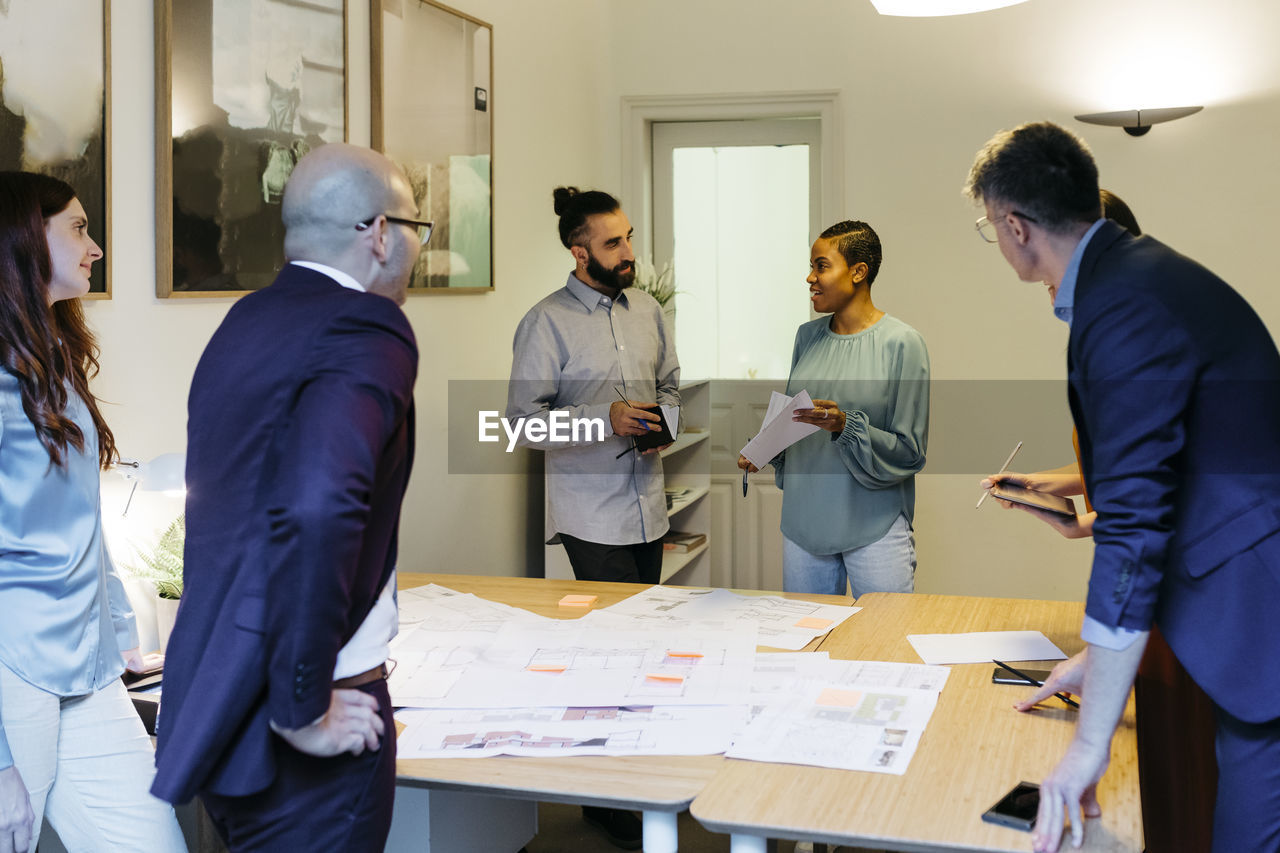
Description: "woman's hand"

(981, 470), (1084, 497)
(0, 765), (35, 853)
(736, 454), (759, 474)
(122, 648), (165, 674)
(793, 398), (846, 434)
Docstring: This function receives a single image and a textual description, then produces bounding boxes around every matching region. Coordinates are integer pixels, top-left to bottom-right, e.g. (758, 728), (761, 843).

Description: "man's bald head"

(282, 143), (411, 264)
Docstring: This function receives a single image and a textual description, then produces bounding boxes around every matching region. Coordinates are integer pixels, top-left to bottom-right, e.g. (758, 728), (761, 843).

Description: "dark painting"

(160, 0), (346, 296)
(0, 0), (109, 296)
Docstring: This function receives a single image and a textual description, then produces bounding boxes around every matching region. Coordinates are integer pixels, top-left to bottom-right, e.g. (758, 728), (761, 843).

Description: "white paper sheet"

(395, 704), (747, 758)
(905, 630), (1067, 665)
(424, 620), (759, 708)
(739, 390), (823, 469)
(601, 585), (859, 650)
(727, 680), (941, 775)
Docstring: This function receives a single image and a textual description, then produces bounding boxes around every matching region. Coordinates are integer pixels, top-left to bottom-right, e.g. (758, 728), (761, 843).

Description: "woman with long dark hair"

(0, 172), (186, 852)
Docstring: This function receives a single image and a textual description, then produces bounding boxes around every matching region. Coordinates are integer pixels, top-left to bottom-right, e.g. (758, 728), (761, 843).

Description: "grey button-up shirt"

(507, 273), (680, 545)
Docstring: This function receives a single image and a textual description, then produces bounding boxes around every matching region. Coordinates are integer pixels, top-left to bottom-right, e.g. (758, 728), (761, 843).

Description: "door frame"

(620, 91), (844, 261)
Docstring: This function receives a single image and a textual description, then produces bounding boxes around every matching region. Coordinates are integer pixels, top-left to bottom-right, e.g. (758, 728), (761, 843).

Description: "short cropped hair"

(964, 121), (1101, 232)
(819, 220), (882, 286)
(553, 186), (620, 249)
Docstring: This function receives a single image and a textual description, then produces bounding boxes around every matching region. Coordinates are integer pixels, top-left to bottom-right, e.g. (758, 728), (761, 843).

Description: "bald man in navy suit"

(152, 143), (428, 851)
(966, 122), (1280, 853)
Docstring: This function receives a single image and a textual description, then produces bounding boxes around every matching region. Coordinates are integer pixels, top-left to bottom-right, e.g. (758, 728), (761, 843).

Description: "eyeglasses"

(975, 210), (1038, 243)
(356, 214), (434, 246)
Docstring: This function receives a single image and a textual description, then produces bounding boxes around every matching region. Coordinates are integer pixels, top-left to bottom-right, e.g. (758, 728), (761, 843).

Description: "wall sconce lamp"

(869, 0), (1028, 14)
(1075, 106), (1203, 137)
(117, 453), (187, 517)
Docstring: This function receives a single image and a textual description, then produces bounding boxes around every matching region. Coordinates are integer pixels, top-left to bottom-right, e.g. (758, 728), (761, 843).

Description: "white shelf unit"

(544, 380), (711, 585)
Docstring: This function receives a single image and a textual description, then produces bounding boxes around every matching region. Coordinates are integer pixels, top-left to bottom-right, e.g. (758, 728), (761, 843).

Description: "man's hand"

(270, 688), (385, 757)
(1027, 637), (1148, 852)
(736, 454), (759, 474)
(1014, 650), (1087, 712)
(1033, 737), (1108, 852)
(0, 765), (35, 853)
(793, 398), (846, 434)
(609, 400), (661, 437)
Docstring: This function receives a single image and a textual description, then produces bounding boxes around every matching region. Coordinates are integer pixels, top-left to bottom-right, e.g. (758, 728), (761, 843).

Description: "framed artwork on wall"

(155, 0), (347, 297)
(372, 0), (493, 293)
(0, 0), (111, 298)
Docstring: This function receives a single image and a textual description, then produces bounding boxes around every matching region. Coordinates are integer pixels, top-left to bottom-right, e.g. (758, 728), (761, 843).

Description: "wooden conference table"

(391, 572), (848, 853)
(391, 576), (1141, 853)
(691, 592), (1143, 852)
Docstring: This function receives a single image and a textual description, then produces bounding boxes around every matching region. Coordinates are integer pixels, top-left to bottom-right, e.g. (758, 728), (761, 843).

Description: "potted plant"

(632, 257), (677, 330)
(128, 514), (185, 650)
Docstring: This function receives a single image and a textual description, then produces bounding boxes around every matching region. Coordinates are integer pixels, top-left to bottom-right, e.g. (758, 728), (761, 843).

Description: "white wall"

(92, 0), (607, 580)
(90, 0), (1280, 597)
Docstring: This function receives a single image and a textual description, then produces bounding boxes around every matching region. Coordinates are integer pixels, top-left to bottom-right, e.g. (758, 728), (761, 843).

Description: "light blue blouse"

(0, 369), (137, 771)
(773, 315), (930, 554)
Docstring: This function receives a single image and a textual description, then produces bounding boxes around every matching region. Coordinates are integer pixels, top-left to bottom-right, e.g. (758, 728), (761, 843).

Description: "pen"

(614, 386), (639, 458)
(742, 466), (749, 497)
(976, 440), (1023, 509)
(614, 385), (653, 430)
(992, 658), (1079, 709)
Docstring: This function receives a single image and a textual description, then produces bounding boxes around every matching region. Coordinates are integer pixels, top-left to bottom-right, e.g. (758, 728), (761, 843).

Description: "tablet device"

(989, 482), (1076, 517)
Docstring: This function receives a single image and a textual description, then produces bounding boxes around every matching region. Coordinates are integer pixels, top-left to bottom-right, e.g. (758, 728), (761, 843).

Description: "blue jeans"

(782, 514), (916, 597)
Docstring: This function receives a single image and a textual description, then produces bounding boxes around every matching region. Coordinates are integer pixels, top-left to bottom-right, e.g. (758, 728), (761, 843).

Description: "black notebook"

(632, 405), (676, 452)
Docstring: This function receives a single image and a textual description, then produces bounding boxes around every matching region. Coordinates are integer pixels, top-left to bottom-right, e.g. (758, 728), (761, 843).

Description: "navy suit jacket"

(152, 265), (417, 803)
(1069, 221), (1280, 723)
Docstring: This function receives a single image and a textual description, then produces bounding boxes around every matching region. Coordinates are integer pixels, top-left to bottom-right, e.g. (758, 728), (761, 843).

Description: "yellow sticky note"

(559, 594), (598, 608)
(527, 664), (567, 673)
(816, 688), (862, 707)
(795, 616), (833, 630)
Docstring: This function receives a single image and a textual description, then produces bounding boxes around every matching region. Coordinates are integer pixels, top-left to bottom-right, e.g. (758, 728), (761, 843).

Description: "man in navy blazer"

(152, 143), (425, 851)
(965, 122), (1280, 853)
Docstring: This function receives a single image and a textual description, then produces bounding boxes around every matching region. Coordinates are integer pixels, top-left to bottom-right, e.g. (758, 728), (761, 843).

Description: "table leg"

(728, 832), (768, 853)
(642, 810), (679, 853)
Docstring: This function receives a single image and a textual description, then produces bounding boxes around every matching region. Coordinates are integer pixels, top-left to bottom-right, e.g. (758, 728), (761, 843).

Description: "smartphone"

(991, 667), (1052, 686)
(982, 781), (1040, 831)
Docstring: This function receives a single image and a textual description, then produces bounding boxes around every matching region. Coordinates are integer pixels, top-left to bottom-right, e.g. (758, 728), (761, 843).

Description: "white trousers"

(0, 663), (186, 852)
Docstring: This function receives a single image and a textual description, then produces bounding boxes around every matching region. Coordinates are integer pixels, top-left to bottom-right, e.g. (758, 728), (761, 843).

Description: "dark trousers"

(201, 678), (397, 853)
(559, 533), (663, 584)
(1211, 705), (1280, 853)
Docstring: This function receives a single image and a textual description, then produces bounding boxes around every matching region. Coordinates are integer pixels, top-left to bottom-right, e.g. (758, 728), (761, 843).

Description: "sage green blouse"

(773, 314), (929, 554)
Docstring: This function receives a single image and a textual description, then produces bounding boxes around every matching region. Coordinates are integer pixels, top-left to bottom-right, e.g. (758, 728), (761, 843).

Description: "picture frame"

(0, 0), (112, 298)
(371, 0), (493, 293)
(155, 0), (348, 298)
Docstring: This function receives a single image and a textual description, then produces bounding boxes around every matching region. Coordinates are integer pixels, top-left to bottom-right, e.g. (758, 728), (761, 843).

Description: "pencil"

(976, 440), (1023, 509)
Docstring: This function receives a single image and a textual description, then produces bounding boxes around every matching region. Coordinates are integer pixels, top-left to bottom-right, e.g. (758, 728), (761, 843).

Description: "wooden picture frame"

(0, 0), (112, 298)
(155, 0), (348, 298)
(372, 0), (493, 293)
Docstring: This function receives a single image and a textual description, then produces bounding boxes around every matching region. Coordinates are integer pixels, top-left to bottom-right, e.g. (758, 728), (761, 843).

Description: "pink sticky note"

(816, 688), (862, 707)
(795, 616), (833, 630)
(559, 594), (598, 608)
(527, 665), (566, 673)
